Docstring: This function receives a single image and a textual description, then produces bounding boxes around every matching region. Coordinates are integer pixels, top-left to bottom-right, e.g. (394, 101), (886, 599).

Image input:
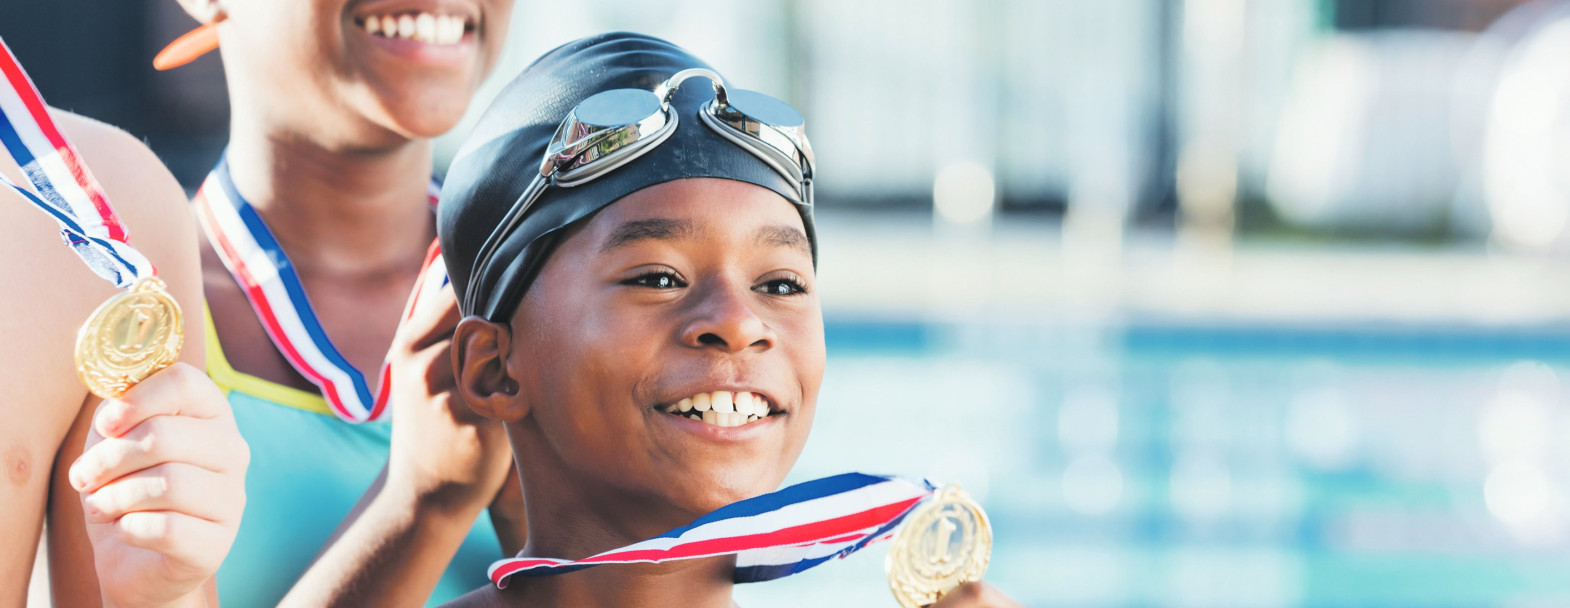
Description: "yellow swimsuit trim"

(203, 303), (335, 416)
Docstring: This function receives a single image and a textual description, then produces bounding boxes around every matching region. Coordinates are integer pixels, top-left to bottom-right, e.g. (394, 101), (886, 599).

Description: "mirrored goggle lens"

(703, 89), (814, 193)
(544, 88), (669, 180)
(725, 89), (804, 129)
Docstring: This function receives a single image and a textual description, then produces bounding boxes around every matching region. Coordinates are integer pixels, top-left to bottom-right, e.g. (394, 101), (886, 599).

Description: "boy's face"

(500, 178), (823, 519)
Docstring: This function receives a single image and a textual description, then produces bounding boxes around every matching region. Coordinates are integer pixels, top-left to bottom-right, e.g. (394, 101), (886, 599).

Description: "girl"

(135, 0), (523, 604)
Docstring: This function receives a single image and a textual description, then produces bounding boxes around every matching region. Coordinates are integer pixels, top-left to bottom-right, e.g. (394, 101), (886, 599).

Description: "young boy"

(423, 32), (1021, 607)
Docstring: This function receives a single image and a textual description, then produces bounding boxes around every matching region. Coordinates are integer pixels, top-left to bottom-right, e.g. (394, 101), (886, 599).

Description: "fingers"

(93, 362), (230, 438)
(70, 413), (249, 493)
(929, 582), (1024, 608)
(82, 462), (243, 525)
(400, 281), (461, 352)
(112, 510), (239, 581)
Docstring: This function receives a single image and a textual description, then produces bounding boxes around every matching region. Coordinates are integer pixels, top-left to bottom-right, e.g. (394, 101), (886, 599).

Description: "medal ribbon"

(488, 473), (937, 588)
(0, 38), (151, 287)
(194, 156), (446, 423)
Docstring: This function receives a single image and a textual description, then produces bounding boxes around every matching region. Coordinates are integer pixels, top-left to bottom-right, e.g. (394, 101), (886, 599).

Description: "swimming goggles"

(464, 68), (815, 313)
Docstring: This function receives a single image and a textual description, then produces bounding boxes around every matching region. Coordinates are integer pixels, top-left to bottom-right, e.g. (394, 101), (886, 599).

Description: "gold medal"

(886, 485), (992, 608)
(74, 277), (184, 399)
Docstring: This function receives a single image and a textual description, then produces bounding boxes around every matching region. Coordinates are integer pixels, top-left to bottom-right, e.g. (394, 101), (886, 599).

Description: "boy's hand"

(69, 362), (249, 608)
(929, 582), (1025, 608)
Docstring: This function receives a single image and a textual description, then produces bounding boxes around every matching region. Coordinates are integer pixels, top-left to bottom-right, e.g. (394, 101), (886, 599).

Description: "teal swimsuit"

(204, 306), (500, 606)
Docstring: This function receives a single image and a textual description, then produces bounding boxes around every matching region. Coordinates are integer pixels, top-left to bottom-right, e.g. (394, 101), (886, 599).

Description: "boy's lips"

(652, 404), (786, 443)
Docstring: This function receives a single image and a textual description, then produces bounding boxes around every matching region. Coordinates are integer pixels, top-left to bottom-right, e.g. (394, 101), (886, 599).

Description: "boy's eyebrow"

(753, 225), (811, 255)
(601, 218), (697, 252)
(600, 218), (810, 255)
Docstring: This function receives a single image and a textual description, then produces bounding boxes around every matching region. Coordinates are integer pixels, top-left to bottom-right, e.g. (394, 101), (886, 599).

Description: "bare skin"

(168, 0), (524, 604)
(442, 178), (1023, 607)
(1, 110), (247, 608)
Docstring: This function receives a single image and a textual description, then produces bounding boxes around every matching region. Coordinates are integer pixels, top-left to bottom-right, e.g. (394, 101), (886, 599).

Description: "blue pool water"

(734, 316), (1570, 608)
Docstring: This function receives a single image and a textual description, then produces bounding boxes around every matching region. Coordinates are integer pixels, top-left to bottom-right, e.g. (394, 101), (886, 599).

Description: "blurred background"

(9, 0), (1570, 606)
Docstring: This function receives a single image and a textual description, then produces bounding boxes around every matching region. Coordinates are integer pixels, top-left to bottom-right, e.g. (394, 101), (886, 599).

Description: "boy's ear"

(453, 316), (528, 421)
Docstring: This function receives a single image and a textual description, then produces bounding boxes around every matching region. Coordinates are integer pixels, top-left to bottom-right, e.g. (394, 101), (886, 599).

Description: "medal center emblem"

(114, 305), (159, 354)
(922, 513), (963, 567)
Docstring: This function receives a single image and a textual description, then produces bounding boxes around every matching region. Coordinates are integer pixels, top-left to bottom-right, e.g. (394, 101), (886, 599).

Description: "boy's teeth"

(712, 391), (734, 413)
(361, 12), (470, 45)
(665, 391), (772, 427)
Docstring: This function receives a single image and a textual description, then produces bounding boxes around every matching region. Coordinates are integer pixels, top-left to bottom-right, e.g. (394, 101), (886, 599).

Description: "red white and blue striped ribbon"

(0, 38), (152, 287)
(488, 473), (938, 588)
(194, 157), (445, 423)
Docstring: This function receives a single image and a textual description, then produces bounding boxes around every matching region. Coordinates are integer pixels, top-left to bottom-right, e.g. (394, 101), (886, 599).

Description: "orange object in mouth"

(153, 23), (219, 71)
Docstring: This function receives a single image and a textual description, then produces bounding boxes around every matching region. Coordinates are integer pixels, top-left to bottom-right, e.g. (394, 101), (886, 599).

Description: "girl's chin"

(379, 112), (465, 140)
(353, 91), (471, 139)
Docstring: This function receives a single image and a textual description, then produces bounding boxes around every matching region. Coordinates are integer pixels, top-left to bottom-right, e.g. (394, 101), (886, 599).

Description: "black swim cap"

(439, 32), (816, 321)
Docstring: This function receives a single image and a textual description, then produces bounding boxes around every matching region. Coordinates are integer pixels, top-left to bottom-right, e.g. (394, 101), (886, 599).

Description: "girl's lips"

(350, 0), (481, 26)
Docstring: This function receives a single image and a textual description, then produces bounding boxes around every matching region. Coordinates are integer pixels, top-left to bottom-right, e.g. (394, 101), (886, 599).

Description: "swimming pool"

(734, 316), (1570, 607)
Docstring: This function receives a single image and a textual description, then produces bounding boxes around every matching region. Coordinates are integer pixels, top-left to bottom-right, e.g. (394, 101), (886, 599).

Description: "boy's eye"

(756, 277), (807, 296)
(624, 271), (687, 289)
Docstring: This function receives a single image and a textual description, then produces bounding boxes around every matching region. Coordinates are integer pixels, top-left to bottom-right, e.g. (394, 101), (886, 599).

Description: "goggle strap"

(466, 175), (550, 310)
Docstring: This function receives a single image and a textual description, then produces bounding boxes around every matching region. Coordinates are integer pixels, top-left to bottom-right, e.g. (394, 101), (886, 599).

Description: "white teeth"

(437, 15), (465, 44)
(414, 13), (435, 42)
(711, 391), (734, 413)
(361, 12), (470, 45)
(665, 390), (774, 427)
